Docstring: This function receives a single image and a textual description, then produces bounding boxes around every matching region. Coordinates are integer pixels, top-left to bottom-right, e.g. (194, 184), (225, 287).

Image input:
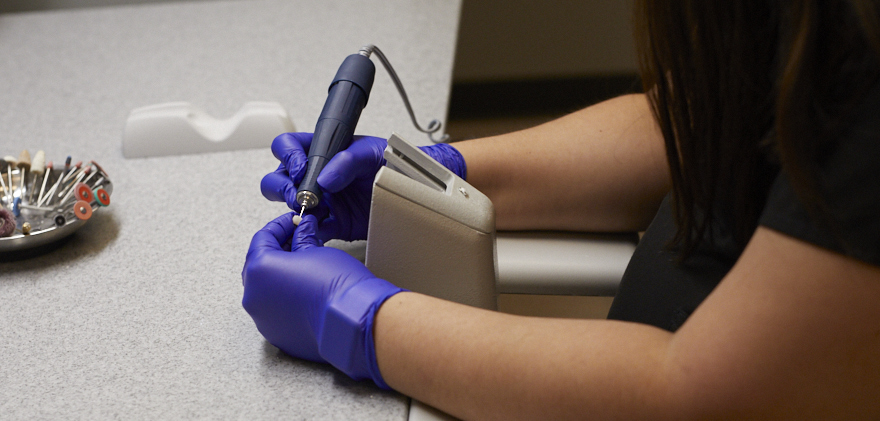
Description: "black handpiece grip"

(297, 53), (376, 208)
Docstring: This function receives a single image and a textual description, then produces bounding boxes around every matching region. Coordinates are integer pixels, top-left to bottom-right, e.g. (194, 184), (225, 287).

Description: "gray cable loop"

(359, 45), (449, 143)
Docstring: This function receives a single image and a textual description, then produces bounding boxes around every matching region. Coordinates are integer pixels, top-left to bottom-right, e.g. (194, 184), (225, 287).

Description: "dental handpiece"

(295, 50), (376, 216)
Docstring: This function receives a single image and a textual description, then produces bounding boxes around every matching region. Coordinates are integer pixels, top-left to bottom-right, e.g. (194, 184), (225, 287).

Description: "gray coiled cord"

(359, 45), (449, 143)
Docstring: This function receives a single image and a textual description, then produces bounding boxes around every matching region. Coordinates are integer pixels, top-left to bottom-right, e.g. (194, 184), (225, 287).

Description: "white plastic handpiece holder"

(122, 101), (295, 158)
(366, 133), (498, 310)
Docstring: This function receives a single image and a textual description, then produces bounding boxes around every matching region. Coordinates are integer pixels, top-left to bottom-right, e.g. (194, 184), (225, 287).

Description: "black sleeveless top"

(608, 83), (880, 331)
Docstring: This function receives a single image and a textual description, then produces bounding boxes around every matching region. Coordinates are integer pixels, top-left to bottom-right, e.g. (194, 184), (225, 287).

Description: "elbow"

(662, 358), (784, 421)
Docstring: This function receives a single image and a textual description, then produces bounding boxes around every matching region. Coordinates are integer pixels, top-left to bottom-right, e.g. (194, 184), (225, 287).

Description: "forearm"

(374, 292), (680, 421)
(454, 94), (670, 232)
(372, 229), (880, 420)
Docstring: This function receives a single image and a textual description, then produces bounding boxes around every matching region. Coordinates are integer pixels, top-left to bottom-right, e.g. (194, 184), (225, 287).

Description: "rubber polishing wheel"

(94, 188), (110, 206)
(0, 209), (14, 237)
(73, 200), (92, 220)
(74, 182), (92, 202)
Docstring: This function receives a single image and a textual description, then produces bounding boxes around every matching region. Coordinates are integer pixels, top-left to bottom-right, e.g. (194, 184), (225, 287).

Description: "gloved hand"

(261, 132), (467, 243)
(242, 212), (405, 389)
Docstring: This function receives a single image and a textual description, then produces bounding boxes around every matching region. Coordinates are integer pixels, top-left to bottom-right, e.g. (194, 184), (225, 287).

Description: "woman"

(244, 1), (880, 419)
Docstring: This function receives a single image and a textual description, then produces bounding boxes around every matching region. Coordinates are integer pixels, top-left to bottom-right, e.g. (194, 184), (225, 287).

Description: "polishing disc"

(90, 160), (108, 177)
(74, 182), (93, 202)
(0, 209), (14, 237)
(73, 200), (92, 220)
(94, 188), (111, 206)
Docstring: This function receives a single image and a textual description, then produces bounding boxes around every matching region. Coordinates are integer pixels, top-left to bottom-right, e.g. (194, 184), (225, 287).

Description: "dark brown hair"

(635, 0), (880, 258)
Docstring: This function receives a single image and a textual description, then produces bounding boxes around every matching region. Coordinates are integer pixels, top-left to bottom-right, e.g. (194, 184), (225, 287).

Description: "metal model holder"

(0, 156), (113, 253)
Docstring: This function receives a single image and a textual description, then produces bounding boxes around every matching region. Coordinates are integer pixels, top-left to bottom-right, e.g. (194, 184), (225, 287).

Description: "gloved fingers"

(261, 170), (299, 210)
(271, 133), (312, 184)
(313, 208), (339, 244)
(247, 212), (297, 255)
(318, 191), (366, 242)
(419, 143), (467, 180)
(316, 214), (340, 243)
(317, 136), (386, 193)
(292, 214), (323, 252)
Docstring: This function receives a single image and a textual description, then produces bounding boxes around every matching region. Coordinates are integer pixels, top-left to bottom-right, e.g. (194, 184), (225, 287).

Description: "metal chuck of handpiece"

(295, 50), (376, 217)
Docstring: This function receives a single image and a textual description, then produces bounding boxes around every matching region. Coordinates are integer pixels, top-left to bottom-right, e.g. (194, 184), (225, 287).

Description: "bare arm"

(454, 93), (669, 232)
(374, 228), (880, 420)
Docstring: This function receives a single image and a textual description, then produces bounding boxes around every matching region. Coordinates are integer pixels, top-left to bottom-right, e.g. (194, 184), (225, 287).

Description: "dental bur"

(17, 150), (30, 196)
(4, 156), (15, 204)
(59, 166), (90, 205)
(39, 158), (73, 207)
(29, 150), (45, 203)
(37, 162), (53, 205)
(0, 161), (9, 205)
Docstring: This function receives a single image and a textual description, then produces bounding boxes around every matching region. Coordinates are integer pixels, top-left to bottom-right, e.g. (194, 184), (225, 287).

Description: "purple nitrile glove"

(242, 213), (405, 388)
(260, 132), (466, 243)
